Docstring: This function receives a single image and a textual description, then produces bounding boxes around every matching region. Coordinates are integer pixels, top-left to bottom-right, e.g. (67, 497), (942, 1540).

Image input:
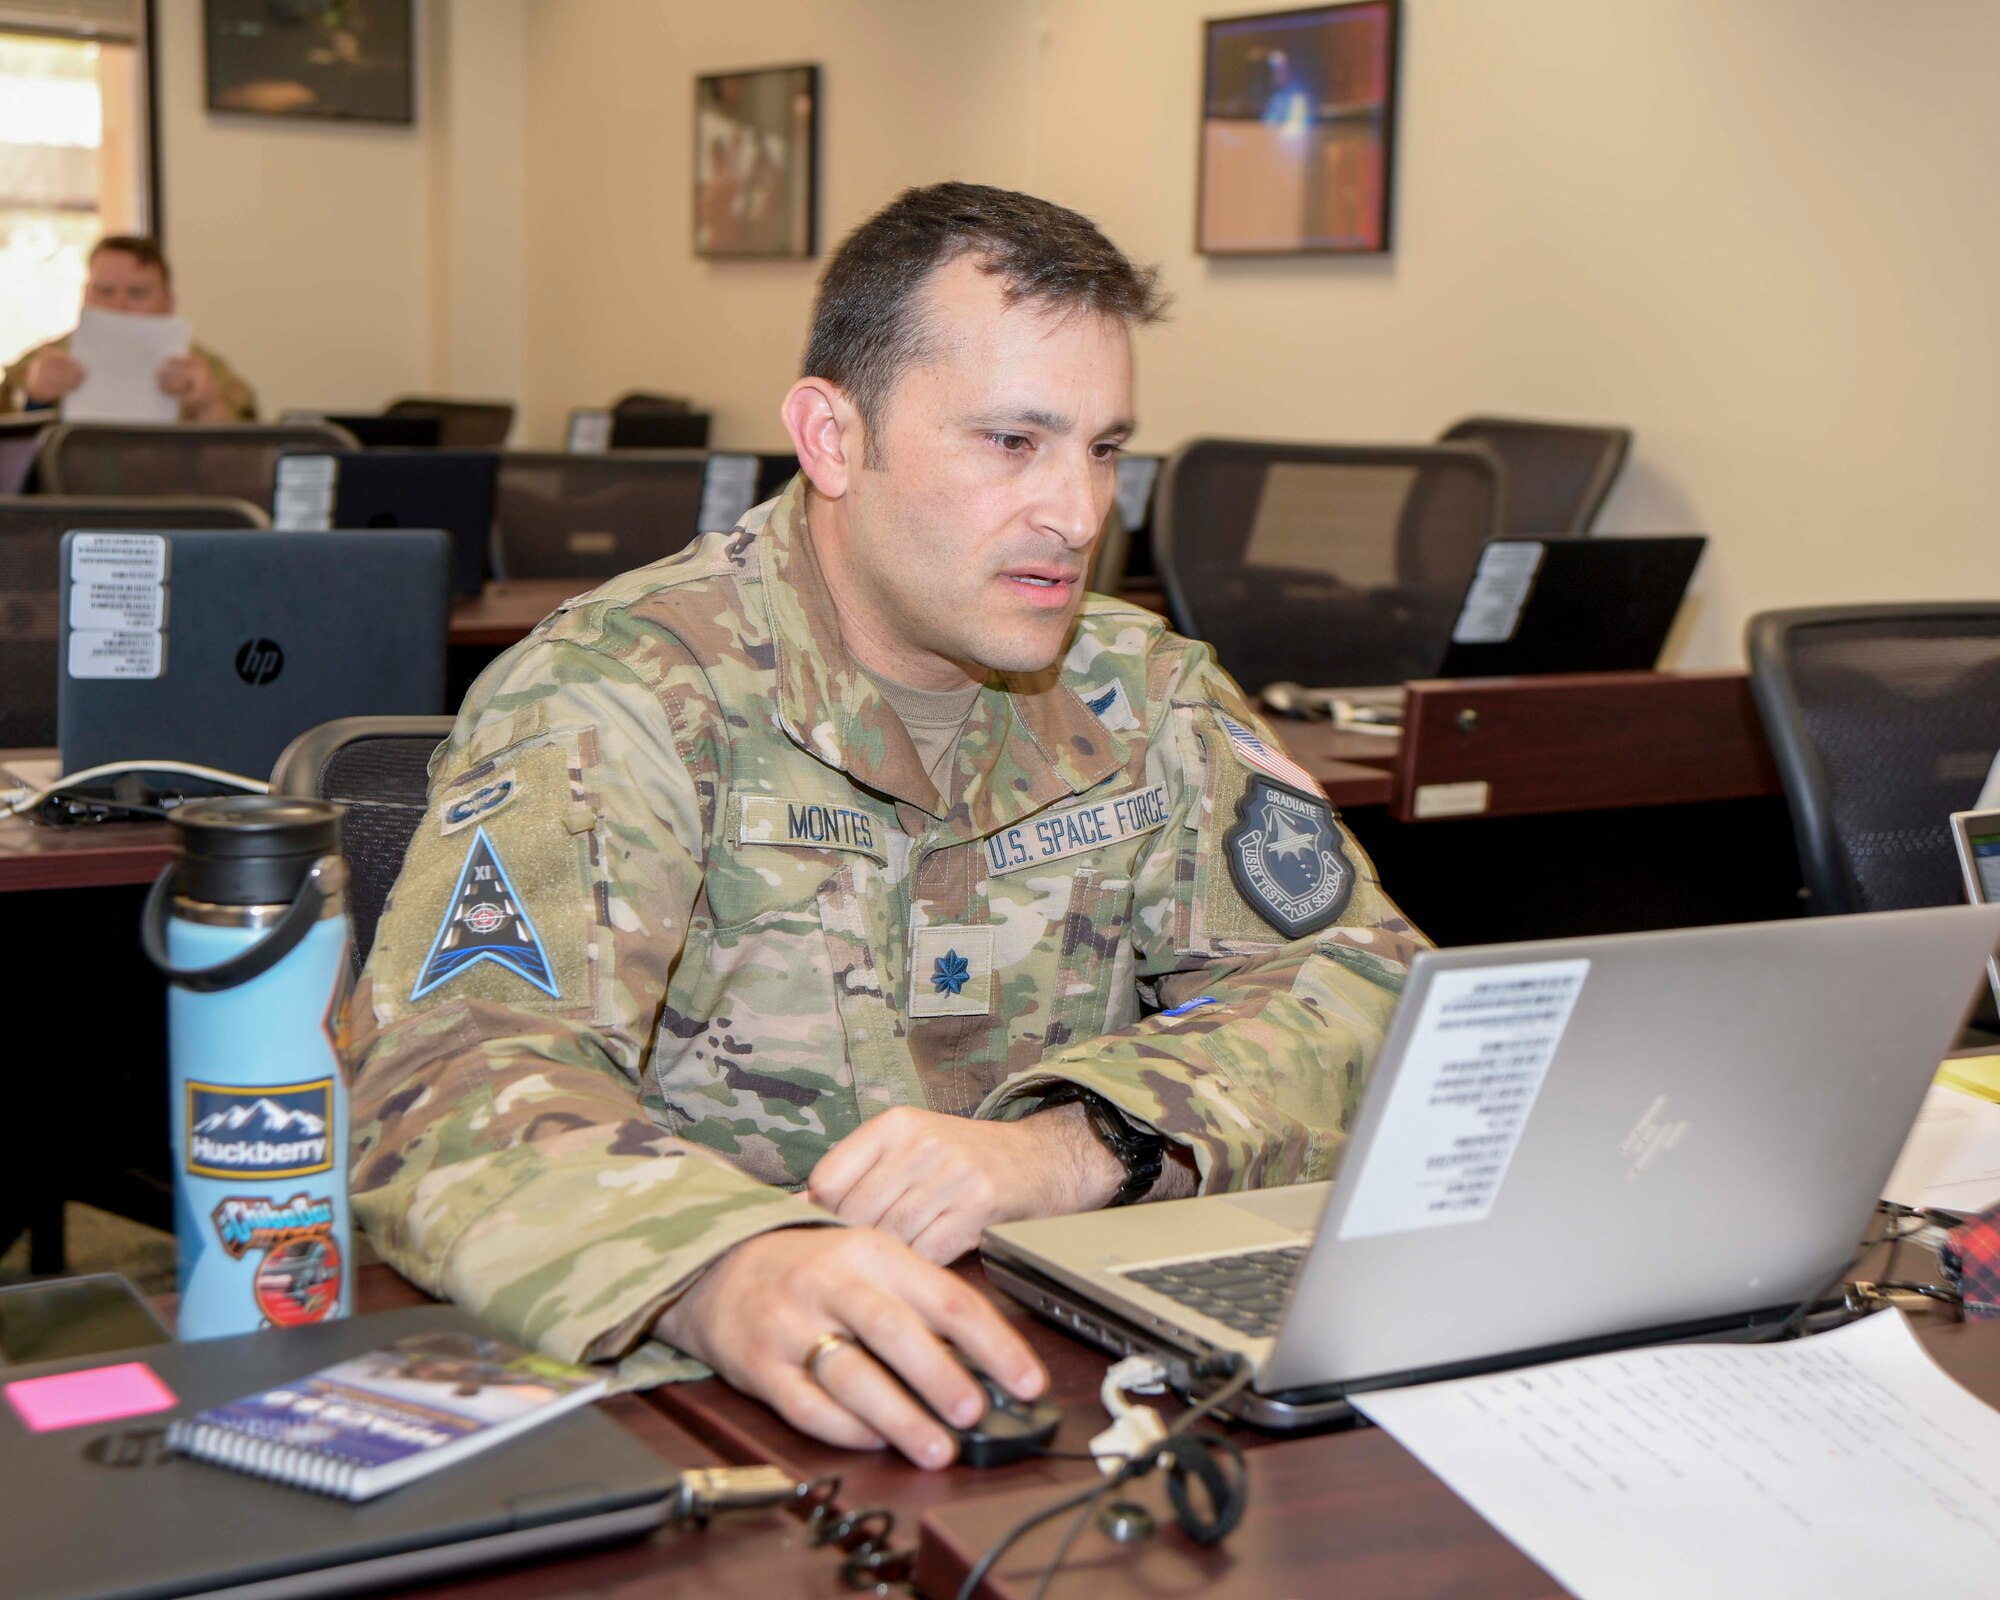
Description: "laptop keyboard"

(1121, 1245), (1306, 1338)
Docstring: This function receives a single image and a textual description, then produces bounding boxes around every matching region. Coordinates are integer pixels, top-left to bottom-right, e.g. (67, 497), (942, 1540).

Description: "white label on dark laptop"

(1451, 541), (1545, 645)
(70, 532), (167, 585)
(273, 454), (337, 532)
(699, 453), (761, 533)
(68, 629), (164, 679)
(1337, 958), (1589, 1239)
(69, 575), (164, 632)
(566, 409), (613, 453)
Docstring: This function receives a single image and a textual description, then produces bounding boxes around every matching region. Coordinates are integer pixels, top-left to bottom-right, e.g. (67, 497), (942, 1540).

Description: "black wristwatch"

(1041, 1086), (1166, 1207)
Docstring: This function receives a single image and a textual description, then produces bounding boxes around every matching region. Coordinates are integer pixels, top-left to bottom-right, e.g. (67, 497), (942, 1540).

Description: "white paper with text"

(1337, 959), (1588, 1239)
(1354, 1310), (2000, 1600)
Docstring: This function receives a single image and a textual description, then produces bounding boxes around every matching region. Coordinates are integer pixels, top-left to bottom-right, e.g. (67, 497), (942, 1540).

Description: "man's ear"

(781, 378), (863, 500)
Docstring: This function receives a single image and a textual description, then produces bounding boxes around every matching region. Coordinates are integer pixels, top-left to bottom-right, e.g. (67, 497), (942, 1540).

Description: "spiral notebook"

(168, 1328), (606, 1501)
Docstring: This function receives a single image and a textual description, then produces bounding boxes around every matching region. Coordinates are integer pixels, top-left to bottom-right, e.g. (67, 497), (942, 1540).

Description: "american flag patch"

(1217, 714), (1326, 799)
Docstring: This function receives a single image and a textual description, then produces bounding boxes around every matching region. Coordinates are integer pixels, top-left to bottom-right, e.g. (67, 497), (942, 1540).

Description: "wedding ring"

(802, 1329), (856, 1382)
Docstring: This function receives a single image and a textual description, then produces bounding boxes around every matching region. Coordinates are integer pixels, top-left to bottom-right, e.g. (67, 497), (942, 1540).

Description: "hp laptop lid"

(58, 527), (449, 785)
(274, 450), (496, 598)
(3, 1304), (674, 1600)
(1435, 535), (1704, 678)
(984, 905), (2000, 1426)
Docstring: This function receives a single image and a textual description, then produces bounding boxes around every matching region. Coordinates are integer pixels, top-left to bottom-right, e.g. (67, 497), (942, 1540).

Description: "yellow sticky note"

(1937, 1054), (2000, 1105)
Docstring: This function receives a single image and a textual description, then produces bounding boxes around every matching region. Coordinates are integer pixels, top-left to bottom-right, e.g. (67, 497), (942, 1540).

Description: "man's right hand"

(651, 1226), (1047, 1469)
(22, 348), (84, 404)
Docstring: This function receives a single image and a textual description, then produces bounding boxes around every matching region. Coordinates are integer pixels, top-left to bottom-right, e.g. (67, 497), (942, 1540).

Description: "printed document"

(1884, 1080), (2000, 1214)
(64, 307), (191, 422)
(1354, 1310), (2000, 1600)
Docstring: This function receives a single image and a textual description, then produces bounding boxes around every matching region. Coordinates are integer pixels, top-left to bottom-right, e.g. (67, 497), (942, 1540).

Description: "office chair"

(0, 495), (267, 747)
(271, 715), (456, 969)
(1152, 438), (1504, 691)
(384, 396), (516, 450)
(494, 449), (709, 579)
(34, 421), (358, 510)
(1439, 415), (1631, 536)
(603, 393), (712, 450)
(1747, 604), (2000, 916)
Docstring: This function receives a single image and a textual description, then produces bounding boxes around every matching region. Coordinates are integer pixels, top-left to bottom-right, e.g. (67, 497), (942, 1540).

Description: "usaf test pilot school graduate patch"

(1217, 714), (1354, 938)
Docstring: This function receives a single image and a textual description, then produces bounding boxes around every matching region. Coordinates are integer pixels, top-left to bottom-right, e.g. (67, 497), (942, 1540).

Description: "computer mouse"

(922, 1361), (1063, 1468)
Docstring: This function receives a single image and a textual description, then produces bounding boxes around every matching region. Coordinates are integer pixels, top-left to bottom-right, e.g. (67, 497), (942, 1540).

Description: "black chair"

(34, 421), (357, 510)
(0, 495), (267, 747)
(1439, 415), (1631, 535)
(609, 393), (712, 450)
(384, 396), (516, 450)
(1747, 605), (2000, 916)
(494, 449), (709, 579)
(1152, 438), (1504, 690)
(270, 715), (456, 970)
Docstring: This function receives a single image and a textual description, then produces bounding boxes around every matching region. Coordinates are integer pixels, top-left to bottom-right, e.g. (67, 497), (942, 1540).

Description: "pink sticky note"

(4, 1362), (178, 1433)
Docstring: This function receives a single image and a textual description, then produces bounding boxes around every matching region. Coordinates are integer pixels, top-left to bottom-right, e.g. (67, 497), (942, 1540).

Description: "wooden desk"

(1270, 671), (1782, 822)
(0, 750), (174, 892)
(449, 579), (582, 648)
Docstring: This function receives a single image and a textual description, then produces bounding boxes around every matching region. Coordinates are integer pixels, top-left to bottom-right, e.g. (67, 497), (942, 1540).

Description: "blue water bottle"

(142, 797), (354, 1340)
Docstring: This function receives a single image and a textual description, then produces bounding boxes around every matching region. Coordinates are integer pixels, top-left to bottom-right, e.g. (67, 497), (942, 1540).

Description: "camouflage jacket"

(1, 334), (258, 421)
(347, 479), (1424, 1382)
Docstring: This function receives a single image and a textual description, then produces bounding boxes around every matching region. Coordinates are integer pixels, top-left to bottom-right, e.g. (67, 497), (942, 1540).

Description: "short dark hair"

(91, 235), (171, 286)
(804, 183), (1166, 462)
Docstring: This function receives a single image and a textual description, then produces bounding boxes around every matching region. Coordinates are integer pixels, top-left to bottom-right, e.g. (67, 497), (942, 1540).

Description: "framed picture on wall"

(694, 64), (819, 259)
(204, 0), (415, 124)
(1197, 1), (1400, 255)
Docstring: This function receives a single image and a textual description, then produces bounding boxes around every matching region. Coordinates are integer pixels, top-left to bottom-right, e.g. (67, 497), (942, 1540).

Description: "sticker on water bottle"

(184, 1080), (335, 1179)
(209, 1193), (344, 1327)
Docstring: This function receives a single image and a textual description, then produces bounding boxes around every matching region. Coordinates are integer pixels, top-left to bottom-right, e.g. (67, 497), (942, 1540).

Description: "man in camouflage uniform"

(3, 236), (257, 421)
(349, 183), (1423, 1468)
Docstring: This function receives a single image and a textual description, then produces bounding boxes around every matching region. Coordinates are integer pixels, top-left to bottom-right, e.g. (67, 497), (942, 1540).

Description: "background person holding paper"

(1, 236), (257, 422)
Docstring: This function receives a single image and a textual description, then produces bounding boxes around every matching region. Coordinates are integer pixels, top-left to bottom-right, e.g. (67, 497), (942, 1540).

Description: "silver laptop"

(1950, 806), (2000, 1012)
(983, 906), (2000, 1428)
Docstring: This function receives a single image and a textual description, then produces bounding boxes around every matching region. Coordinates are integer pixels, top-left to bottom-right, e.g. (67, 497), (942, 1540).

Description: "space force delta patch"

(985, 785), (1171, 876)
(411, 825), (560, 1000)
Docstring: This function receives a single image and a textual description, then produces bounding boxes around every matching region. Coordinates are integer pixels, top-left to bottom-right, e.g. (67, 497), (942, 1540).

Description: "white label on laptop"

(566, 408), (613, 453)
(69, 533), (167, 585)
(68, 628), (164, 679)
(273, 454), (337, 532)
(70, 575), (165, 632)
(699, 453), (761, 532)
(1337, 958), (1589, 1239)
(1451, 540), (1544, 644)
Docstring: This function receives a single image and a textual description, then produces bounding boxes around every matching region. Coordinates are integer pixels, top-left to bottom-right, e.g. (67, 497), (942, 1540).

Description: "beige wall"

(520, 0), (1039, 450)
(516, 0), (2000, 668)
(154, 0), (528, 421)
(148, 0), (2000, 669)
(154, 0), (436, 414)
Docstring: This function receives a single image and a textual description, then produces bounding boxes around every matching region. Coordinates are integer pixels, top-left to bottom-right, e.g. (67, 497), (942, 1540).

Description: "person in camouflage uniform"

(3, 236), (257, 421)
(347, 183), (1423, 1468)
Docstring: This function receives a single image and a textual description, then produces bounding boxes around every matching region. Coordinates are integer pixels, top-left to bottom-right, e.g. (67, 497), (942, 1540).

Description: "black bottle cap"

(168, 796), (342, 907)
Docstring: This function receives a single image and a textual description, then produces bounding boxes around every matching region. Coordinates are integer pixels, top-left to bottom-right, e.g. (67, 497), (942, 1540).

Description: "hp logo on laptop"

(234, 638), (285, 686)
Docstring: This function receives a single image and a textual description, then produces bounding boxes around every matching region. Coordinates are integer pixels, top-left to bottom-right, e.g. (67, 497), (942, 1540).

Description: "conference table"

(322, 1252), (1999, 1599)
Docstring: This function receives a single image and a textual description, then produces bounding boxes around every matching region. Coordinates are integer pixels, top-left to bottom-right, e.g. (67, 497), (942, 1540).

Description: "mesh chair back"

(0, 495), (266, 747)
(494, 449), (708, 579)
(1153, 439), (1504, 691)
(36, 422), (358, 510)
(384, 397), (516, 450)
(1440, 415), (1631, 536)
(1747, 605), (2000, 915)
(270, 716), (455, 969)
